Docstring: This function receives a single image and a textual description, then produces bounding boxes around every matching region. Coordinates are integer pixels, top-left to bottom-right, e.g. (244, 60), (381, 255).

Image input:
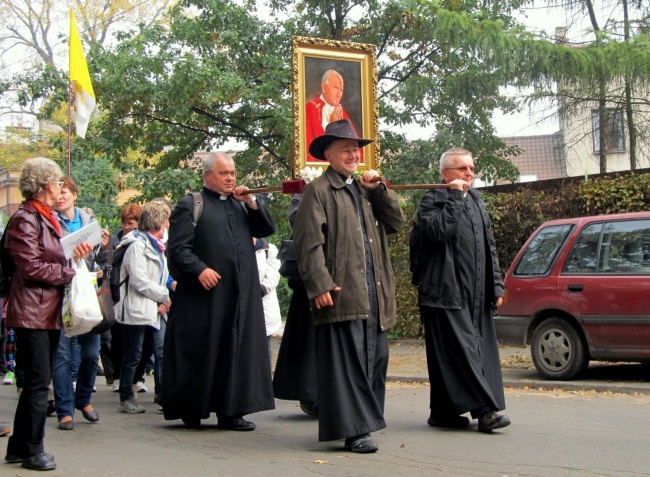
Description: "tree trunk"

(622, 0), (637, 170)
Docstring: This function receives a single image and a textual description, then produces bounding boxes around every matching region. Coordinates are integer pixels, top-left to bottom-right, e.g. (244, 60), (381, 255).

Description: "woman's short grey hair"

(138, 201), (171, 232)
(439, 148), (473, 173)
(19, 157), (63, 200)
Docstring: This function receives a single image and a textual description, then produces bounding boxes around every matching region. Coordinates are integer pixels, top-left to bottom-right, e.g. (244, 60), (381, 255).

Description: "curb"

(386, 374), (650, 395)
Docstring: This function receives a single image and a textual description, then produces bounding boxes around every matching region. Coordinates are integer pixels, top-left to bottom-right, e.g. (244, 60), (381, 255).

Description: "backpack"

(0, 208), (40, 298)
(191, 192), (203, 227)
(110, 242), (133, 304)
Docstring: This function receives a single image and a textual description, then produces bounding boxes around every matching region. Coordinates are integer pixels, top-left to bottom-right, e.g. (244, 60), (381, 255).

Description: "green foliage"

(580, 173), (650, 215)
(49, 138), (121, 231)
(389, 198), (421, 338)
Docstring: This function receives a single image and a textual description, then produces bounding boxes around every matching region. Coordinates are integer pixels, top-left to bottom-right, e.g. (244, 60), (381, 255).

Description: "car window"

(514, 224), (573, 276)
(598, 219), (650, 274)
(563, 223), (603, 274)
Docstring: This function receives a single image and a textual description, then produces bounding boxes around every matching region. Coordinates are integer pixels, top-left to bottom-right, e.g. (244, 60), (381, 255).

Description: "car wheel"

(531, 317), (588, 380)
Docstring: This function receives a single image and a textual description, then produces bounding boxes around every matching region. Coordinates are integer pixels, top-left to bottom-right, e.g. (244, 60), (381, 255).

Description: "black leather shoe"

(5, 453), (23, 464)
(299, 401), (319, 417)
(427, 413), (470, 429)
(21, 452), (56, 471)
(76, 405), (100, 423)
(46, 400), (56, 417)
(478, 411), (511, 433)
(344, 434), (378, 453)
(58, 419), (74, 430)
(217, 416), (256, 431)
(182, 416), (201, 428)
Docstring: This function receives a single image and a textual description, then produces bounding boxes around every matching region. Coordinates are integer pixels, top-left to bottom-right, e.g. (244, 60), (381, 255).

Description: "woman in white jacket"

(254, 238), (282, 366)
(115, 201), (171, 414)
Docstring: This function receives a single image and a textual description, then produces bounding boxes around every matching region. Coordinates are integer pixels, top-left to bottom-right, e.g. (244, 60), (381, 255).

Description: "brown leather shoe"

(76, 405), (99, 423)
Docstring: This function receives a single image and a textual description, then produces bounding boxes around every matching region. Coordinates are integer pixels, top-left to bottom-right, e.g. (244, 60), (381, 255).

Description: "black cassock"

(272, 279), (318, 404)
(422, 193), (505, 418)
(163, 187), (275, 421)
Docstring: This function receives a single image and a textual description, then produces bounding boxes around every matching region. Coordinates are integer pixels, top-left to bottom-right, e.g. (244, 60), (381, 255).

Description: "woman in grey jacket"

(114, 201), (171, 414)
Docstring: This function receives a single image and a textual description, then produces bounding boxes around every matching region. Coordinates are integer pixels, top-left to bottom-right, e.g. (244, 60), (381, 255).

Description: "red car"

(496, 211), (650, 380)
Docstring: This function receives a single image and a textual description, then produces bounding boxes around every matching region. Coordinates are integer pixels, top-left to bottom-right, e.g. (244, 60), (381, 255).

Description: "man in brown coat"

(293, 120), (404, 453)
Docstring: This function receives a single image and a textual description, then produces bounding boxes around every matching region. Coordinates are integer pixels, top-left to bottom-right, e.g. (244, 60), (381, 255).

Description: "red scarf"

(29, 199), (62, 237)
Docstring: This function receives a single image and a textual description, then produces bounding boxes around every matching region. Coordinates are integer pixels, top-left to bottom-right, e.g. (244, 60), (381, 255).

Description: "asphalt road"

(0, 340), (648, 476)
(1, 379), (649, 476)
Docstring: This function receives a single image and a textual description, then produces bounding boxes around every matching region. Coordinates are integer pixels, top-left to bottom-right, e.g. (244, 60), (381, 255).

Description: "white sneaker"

(112, 380), (120, 392)
(136, 381), (147, 393)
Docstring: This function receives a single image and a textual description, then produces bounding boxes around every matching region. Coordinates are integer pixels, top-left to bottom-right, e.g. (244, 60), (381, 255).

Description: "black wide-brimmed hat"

(309, 119), (374, 160)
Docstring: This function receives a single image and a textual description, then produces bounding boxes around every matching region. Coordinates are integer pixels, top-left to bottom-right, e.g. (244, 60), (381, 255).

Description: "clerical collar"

(334, 170), (354, 184)
(220, 195), (228, 200)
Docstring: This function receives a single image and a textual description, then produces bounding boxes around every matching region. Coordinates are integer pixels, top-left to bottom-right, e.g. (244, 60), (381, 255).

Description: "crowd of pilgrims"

(2, 144), (509, 471)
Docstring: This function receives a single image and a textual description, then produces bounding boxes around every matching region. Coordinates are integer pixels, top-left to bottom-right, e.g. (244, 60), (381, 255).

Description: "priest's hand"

(198, 268), (221, 290)
(233, 186), (258, 210)
(448, 179), (470, 193)
(314, 287), (341, 309)
(359, 170), (381, 190)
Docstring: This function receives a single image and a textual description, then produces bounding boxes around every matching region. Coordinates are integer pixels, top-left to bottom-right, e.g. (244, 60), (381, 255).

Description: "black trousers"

(7, 328), (60, 458)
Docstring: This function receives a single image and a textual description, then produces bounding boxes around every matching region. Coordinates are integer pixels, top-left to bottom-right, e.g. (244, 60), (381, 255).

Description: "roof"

(501, 132), (567, 181)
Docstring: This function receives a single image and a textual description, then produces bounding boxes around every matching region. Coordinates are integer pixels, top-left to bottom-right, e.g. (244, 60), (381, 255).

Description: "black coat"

(413, 187), (503, 309)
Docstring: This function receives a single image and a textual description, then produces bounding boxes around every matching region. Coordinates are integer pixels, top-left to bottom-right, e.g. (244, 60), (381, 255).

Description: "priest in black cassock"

(162, 152), (275, 430)
(413, 147), (511, 433)
(293, 120), (404, 453)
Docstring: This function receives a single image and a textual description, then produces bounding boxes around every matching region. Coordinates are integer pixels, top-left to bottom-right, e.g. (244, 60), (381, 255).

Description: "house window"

(591, 109), (625, 153)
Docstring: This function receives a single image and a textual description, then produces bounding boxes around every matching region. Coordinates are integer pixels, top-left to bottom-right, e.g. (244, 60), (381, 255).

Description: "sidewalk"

(272, 337), (650, 395)
(384, 340), (650, 395)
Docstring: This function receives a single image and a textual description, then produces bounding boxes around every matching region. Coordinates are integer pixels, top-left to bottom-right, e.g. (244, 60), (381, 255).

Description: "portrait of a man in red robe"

(305, 68), (364, 163)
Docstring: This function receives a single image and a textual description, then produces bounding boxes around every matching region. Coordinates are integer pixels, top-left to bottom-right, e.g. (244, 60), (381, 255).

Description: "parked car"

(495, 211), (650, 380)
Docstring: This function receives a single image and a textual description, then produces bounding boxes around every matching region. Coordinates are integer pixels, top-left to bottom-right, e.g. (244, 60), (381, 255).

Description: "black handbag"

(91, 237), (116, 334)
(278, 239), (301, 280)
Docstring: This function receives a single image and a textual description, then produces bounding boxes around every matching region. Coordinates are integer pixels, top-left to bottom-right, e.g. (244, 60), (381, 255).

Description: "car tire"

(531, 318), (588, 380)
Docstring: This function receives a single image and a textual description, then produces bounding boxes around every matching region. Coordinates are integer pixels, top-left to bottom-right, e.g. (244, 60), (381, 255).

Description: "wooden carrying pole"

(245, 179), (451, 195)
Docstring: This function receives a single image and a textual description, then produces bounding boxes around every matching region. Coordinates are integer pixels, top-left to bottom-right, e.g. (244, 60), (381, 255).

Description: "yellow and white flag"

(69, 9), (95, 139)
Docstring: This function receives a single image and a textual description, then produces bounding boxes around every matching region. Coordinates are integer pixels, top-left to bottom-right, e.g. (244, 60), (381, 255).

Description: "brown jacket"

(293, 167), (404, 329)
(4, 201), (75, 329)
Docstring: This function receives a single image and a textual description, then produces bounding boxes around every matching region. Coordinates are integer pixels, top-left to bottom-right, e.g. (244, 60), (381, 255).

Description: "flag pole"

(67, 81), (72, 179)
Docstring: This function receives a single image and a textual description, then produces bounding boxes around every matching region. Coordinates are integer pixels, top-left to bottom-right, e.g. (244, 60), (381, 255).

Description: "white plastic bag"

(62, 259), (102, 337)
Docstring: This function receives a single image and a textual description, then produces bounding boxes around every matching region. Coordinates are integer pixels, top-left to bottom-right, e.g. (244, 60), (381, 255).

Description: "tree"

(525, 0), (650, 173)
(85, 0), (568, 199)
(0, 0), (174, 120)
(7, 0), (649, 201)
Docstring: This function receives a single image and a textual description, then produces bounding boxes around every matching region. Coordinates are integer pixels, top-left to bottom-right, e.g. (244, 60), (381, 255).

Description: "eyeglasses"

(444, 166), (475, 173)
(53, 181), (64, 188)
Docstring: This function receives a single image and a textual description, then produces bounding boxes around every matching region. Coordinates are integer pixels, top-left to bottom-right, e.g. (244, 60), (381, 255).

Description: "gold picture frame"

(291, 36), (378, 177)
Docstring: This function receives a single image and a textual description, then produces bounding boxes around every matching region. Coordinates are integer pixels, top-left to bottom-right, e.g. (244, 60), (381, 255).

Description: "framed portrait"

(292, 36), (378, 176)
